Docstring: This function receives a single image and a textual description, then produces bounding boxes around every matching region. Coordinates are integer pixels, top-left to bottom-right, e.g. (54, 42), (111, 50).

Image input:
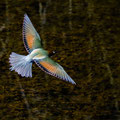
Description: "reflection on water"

(69, 0), (72, 30)
(0, 0), (120, 120)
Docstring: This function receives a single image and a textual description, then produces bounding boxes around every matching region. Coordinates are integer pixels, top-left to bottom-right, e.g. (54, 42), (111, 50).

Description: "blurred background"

(0, 0), (120, 120)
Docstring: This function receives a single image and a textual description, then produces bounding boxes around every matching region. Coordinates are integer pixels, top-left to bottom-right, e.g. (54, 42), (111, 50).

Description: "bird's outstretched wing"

(34, 57), (76, 84)
(23, 14), (42, 53)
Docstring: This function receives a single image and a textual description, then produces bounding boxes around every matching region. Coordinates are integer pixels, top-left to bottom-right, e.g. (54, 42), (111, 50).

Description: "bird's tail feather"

(9, 52), (32, 77)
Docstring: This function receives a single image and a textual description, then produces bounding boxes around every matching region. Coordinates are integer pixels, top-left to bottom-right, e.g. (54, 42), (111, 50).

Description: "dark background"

(0, 0), (120, 120)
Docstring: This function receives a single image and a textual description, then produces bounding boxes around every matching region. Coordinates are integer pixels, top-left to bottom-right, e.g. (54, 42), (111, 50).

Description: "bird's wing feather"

(23, 14), (42, 53)
(34, 57), (76, 84)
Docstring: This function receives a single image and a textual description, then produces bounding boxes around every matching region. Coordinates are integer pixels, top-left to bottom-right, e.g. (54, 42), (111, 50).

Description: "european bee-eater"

(9, 14), (76, 85)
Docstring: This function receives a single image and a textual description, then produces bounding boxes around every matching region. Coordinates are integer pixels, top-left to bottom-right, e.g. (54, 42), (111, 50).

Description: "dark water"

(0, 0), (120, 120)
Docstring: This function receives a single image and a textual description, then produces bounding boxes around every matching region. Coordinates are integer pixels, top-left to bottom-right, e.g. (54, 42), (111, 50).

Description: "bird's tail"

(9, 52), (32, 77)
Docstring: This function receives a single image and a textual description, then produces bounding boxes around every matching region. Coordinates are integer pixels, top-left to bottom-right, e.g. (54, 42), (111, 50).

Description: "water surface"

(0, 0), (120, 120)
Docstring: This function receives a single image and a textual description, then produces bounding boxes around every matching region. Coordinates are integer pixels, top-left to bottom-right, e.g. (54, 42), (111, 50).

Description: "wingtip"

(24, 13), (28, 17)
(72, 81), (76, 85)
(24, 13), (29, 21)
(66, 75), (76, 85)
(70, 80), (76, 85)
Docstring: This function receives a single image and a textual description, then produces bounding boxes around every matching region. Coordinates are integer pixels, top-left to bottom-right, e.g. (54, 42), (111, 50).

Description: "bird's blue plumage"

(9, 52), (32, 77)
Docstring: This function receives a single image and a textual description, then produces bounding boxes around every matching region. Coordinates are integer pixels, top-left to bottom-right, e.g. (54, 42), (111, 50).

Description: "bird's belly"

(33, 55), (46, 60)
(29, 48), (48, 60)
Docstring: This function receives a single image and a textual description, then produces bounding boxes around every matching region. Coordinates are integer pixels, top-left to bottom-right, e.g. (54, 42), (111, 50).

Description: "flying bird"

(9, 14), (76, 85)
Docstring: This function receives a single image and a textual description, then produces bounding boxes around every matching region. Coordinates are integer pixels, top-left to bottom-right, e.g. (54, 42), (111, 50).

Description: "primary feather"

(34, 57), (76, 84)
(23, 14), (42, 53)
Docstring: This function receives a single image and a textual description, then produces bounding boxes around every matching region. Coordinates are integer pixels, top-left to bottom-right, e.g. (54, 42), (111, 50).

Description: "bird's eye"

(53, 51), (56, 54)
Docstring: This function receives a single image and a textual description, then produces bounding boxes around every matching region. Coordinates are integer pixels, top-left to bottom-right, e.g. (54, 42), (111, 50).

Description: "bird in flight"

(9, 14), (76, 85)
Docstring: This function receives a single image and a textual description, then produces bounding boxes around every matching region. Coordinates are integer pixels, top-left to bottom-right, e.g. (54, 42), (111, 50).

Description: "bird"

(9, 14), (76, 85)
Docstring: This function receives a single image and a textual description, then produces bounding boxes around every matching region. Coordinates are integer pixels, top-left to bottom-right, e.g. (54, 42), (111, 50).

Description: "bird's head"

(48, 50), (57, 57)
